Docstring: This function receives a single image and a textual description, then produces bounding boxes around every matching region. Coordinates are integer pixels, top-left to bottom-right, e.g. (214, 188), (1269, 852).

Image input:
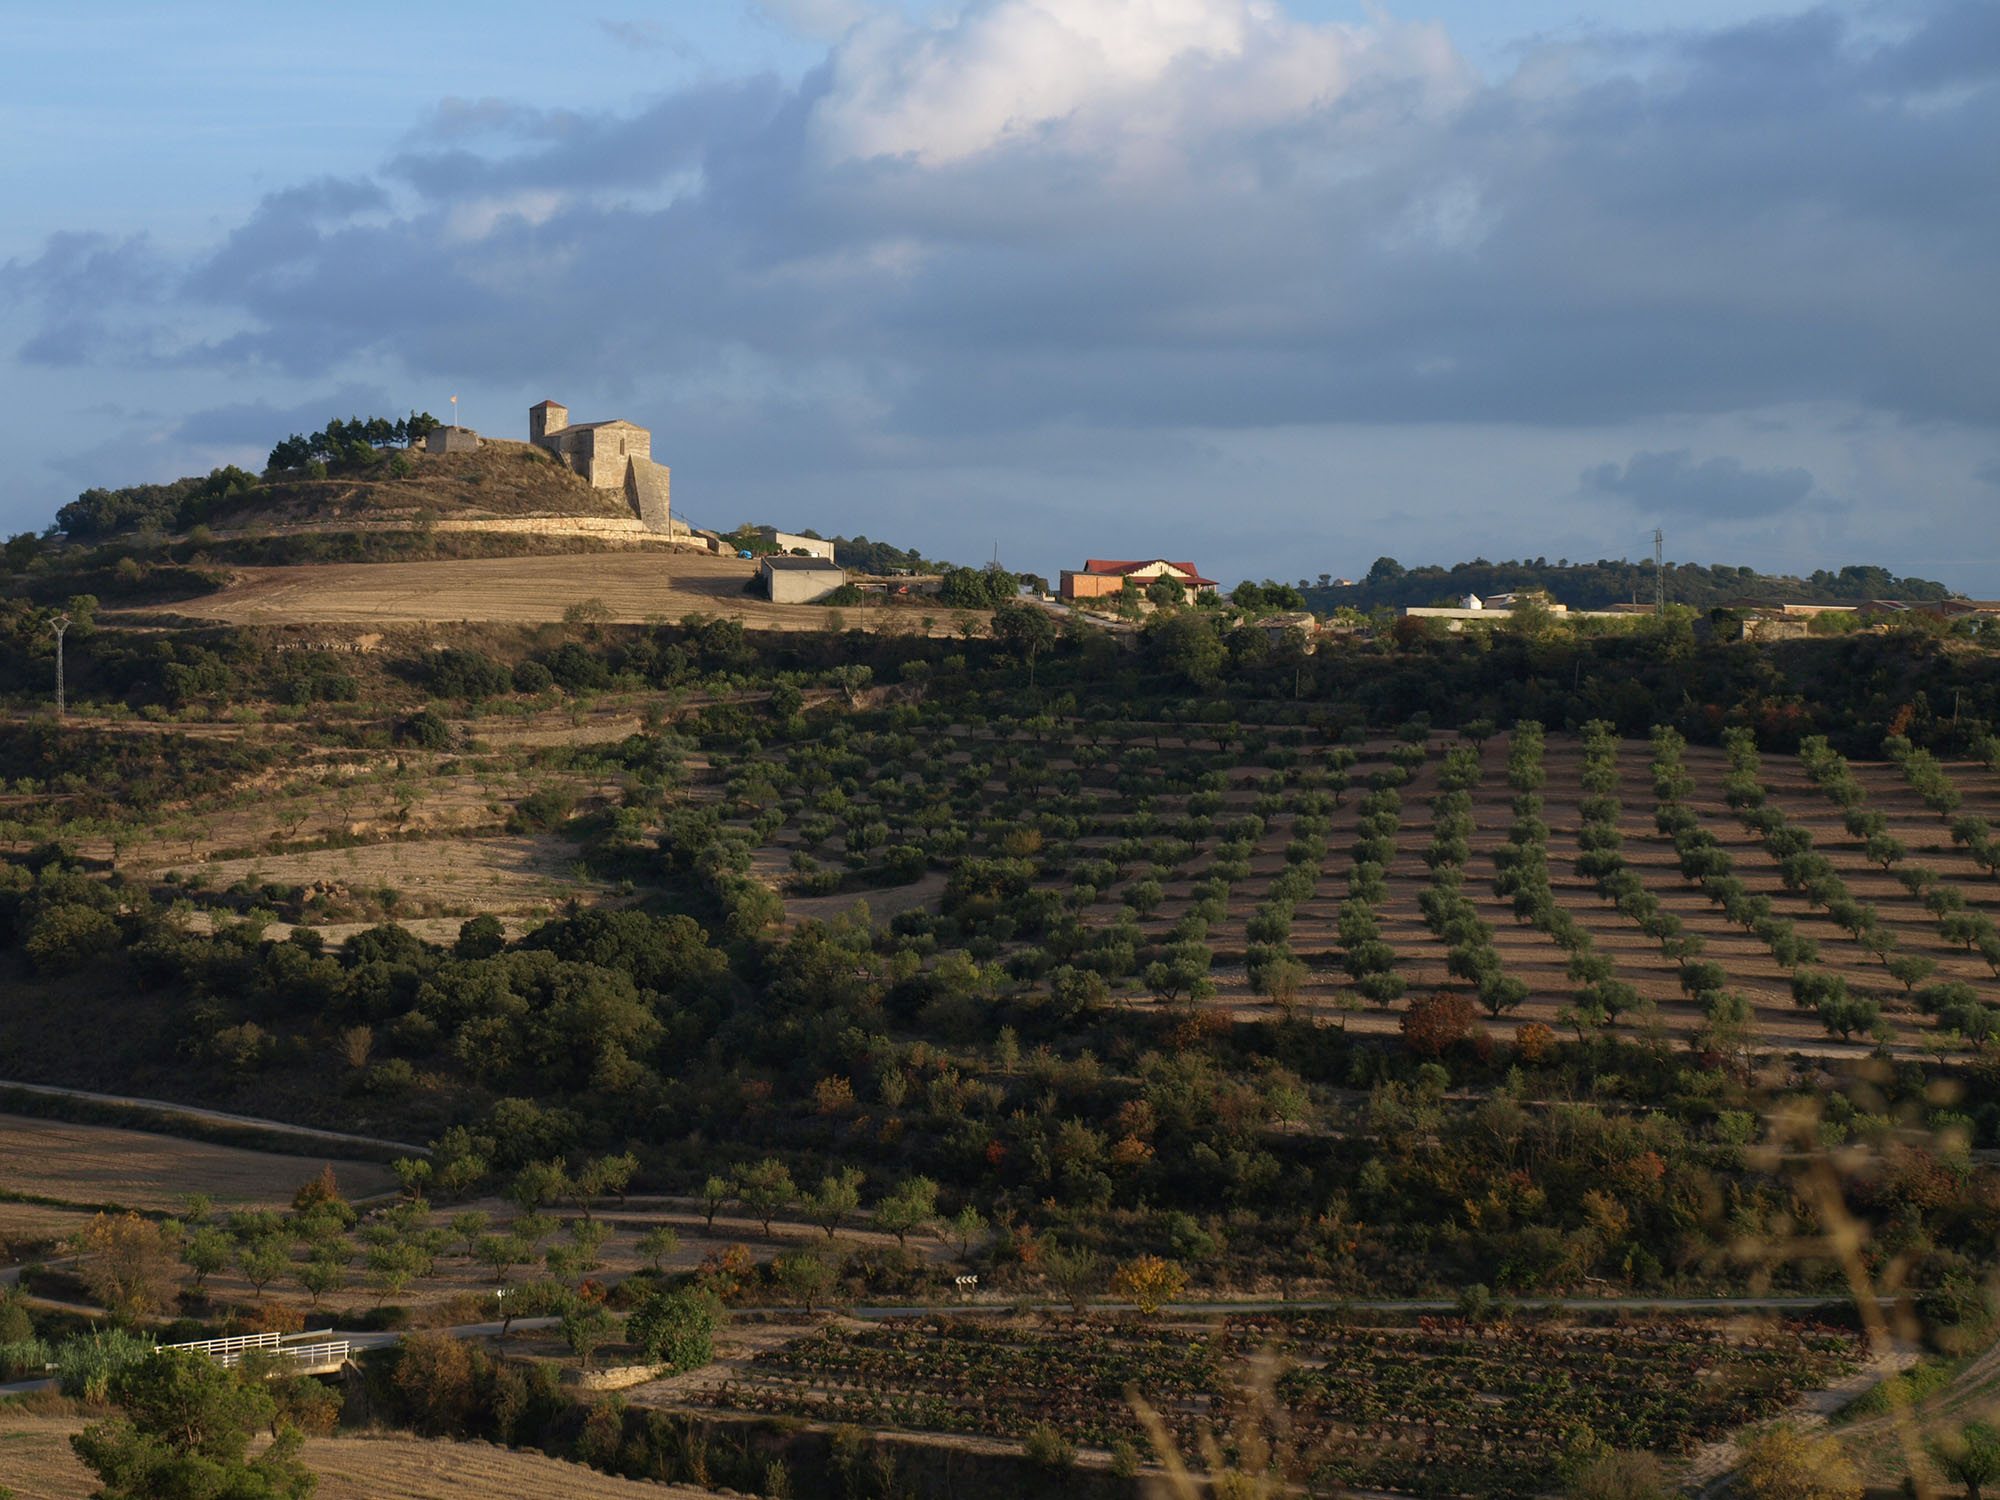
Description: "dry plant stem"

(1765, 1099), (1934, 1497)
(1130, 1350), (1321, 1500)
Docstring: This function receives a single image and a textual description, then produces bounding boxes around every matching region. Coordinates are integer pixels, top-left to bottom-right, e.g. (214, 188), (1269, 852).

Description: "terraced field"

(712, 719), (2000, 1056)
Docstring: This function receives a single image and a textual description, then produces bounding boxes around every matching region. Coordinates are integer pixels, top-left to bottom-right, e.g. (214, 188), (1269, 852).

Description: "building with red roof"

(1060, 558), (1219, 603)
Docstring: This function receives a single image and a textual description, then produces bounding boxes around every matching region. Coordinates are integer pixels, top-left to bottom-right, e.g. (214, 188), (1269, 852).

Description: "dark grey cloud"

(1977, 459), (2000, 487)
(1582, 449), (1815, 518)
(1, 231), (173, 366)
(8, 0), (1998, 446)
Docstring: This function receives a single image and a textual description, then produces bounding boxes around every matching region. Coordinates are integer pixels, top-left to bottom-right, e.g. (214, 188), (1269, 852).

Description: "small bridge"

(164, 1329), (351, 1377)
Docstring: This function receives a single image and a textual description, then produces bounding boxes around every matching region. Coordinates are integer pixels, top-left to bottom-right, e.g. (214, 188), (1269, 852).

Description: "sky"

(3, 0), (1996, 591)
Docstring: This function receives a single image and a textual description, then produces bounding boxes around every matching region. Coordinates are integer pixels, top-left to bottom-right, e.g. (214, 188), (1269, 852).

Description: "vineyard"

(689, 1312), (1861, 1496)
(691, 713), (2000, 1060)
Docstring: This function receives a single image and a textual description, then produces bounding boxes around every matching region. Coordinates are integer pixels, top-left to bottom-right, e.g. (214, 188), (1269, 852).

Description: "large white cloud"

(811, 0), (1470, 167)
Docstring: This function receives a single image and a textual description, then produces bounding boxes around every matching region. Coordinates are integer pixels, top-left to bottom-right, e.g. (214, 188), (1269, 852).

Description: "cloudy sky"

(3, 0), (1996, 589)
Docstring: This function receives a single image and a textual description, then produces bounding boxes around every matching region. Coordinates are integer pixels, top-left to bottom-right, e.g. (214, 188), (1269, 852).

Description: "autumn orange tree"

(1111, 1255), (1188, 1316)
(1401, 989), (1480, 1058)
(76, 1213), (181, 1322)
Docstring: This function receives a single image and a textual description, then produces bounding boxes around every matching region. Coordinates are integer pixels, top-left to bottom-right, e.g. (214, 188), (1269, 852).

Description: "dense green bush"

(397, 708), (451, 748)
(626, 1289), (720, 1372)
(429, 648), (514, 700)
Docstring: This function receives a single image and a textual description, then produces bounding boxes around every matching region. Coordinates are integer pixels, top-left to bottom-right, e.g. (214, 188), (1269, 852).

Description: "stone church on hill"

(529, 400), (671, 533)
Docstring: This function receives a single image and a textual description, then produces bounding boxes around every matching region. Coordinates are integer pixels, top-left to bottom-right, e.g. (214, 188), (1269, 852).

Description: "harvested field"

(0, 1415), (710, 1500)
(161, 834), (586, 926)
(0, 1116), (396, 1214)
(164, 554), (959, 632)
(0, 1202), (101, 1256)
(304, 1433), (712, 1500)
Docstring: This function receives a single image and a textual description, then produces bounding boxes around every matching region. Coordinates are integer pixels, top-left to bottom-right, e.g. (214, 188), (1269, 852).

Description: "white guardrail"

(163, 1329), (349, 1371)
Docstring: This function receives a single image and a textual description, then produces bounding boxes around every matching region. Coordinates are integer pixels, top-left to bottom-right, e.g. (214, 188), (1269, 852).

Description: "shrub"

(0, 1337), (51, 1380)
(1024, 1422), (1077, 1470)
(1402, 990), (1480, 1056)
(544, 641), (610, 691)
(55, 1327), (155, 1400)
(392, 1331), (479, 1435)
(76, 1212), (182, 1321)
(1565, 1451), (1668, 1500)
(1737, 1423), (1859, 1500)
(24, 903), (120, 974)
(511, 659), (554, 694)
(1110, 1254), (1187, 1315)
(510, 786), (577, 832)
(428, 648), (512, 700)
(396, 708), (451, 749)
(1514, 1021), (1555, 1062)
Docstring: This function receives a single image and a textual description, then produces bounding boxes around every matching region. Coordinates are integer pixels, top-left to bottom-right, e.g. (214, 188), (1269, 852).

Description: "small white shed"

(762, 556), (847, 604)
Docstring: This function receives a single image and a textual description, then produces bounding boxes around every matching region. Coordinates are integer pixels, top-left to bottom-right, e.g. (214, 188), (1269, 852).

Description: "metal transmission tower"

(50, 611), (70, 718)
(1653, 529), (1665, 615)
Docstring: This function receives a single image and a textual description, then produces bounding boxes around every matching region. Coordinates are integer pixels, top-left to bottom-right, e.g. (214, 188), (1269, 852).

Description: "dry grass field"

(0, 1116), (396, 1215)
(302, 1433), (712, 1500)
(164, 834), (585, 925)
(0, 1203), (103, 1259)
(163, 553), (958, 633)
(0, 1415), (712, 1500)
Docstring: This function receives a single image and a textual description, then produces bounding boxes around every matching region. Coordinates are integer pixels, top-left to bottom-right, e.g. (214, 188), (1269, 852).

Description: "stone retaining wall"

(432, 516), (652, 538)
(562, 1362), (666, 1390)
(194, 514), (717, 550)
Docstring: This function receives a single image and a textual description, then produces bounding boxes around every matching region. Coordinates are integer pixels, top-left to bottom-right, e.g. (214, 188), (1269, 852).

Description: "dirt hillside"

(204, 440), (636, 531)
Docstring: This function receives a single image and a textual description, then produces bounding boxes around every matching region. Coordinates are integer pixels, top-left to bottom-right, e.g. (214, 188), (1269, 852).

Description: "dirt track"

(159, 553), (950, 632)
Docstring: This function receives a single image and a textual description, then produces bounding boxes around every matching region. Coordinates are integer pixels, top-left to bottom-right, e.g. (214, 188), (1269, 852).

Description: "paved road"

(341, 1315), (561, 1352)
(0, 1079), (428, 1155)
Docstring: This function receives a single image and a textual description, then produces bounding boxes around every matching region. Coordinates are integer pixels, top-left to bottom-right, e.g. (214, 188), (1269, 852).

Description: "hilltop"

(233, 439), (640, 528)
(60, 439), (638, 542)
